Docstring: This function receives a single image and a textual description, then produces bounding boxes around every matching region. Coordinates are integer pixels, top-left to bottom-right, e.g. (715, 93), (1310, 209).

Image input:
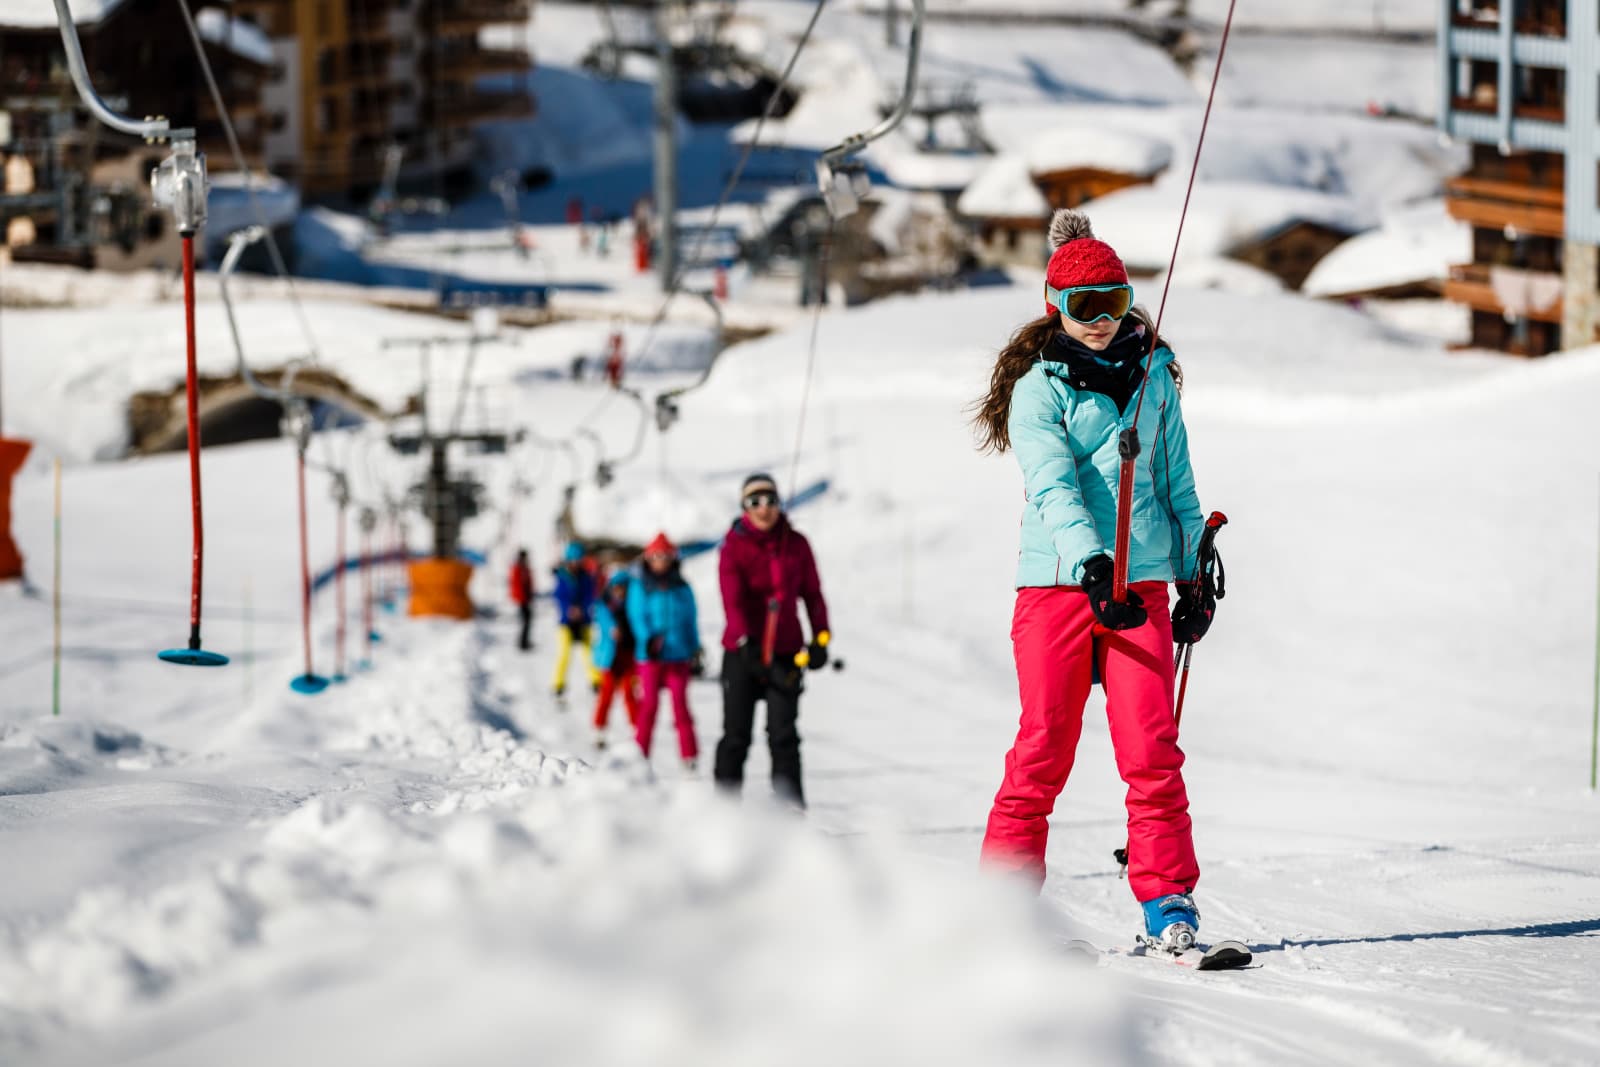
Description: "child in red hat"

(971, 209), (1219, 953)
(628, 532), (703, 770)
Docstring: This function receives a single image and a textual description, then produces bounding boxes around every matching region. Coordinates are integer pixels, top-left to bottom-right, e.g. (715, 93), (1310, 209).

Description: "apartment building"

(1438, 0), (1600, 355)
(231, 0), (533, 198)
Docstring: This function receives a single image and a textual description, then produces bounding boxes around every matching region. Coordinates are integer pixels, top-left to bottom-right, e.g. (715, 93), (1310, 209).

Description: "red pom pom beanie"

(1043, 209), (1128, 316)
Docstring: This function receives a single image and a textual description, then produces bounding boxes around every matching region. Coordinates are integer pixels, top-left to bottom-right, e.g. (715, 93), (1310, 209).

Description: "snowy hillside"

(5, 270), (1600, 1063)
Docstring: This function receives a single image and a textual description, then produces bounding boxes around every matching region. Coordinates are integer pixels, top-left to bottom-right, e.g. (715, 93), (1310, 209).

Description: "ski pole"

(1118, 511), (1229, 876)
(1172, 511), (1228, 728)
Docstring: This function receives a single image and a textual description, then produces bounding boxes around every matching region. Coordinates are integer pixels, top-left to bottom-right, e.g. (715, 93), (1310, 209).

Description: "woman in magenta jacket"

(713, 472), (830, 808)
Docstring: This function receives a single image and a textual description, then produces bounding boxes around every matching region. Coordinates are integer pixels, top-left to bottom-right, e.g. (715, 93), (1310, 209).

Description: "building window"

(318, 48), (338, 84)
(1515, 65), (1564, 121)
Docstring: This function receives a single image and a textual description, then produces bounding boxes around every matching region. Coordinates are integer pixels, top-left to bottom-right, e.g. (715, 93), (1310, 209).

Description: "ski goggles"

(1046, 282), (1135, 324)
(743, 490), (781, 510)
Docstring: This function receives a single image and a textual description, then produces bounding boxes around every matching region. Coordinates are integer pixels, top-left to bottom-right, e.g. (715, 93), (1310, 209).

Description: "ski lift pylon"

(51, 0), (229, 666)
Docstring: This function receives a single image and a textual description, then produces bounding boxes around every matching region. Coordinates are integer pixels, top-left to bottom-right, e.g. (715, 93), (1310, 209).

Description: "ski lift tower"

(387, 425), (516, 619)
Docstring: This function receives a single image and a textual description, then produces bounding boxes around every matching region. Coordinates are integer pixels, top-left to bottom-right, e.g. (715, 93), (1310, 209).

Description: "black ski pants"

(517, 603), (533, 650)
(715, 653), (805, 807)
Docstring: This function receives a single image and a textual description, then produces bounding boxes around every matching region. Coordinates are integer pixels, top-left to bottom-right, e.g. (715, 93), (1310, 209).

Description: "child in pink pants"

(970, 208), (1219, 949)
(628, 533), (702, 769)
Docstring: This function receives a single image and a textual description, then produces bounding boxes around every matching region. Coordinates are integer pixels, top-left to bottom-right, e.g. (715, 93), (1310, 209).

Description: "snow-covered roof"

(0, 0), (124, 28)
(1302, 200), (1471, 298)
(956, 154), (1048, 219)
(1024, 126), (1172, 178)
(196, 9), (275, 66)
(1086, 179), (1373, 270)
(873, 150), (991, 194)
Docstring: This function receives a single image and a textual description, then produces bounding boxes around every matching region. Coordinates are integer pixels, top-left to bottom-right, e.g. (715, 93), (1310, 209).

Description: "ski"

(1132, 935), (1253, 971)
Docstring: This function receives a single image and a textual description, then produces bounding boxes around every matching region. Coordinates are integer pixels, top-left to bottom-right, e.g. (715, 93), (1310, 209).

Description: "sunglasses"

(743, 490), (780, 510)
(1046, 283), (1135, 325)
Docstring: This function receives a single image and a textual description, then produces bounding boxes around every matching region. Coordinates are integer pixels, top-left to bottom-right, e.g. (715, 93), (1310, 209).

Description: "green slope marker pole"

(52, 458), (61, 717)
(1592, 473), (1599, 790)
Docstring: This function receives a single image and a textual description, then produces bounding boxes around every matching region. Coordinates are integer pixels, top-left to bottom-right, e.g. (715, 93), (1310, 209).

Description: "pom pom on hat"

(1048, 208), (1096, 250)
(1043, 208), (1128, 316)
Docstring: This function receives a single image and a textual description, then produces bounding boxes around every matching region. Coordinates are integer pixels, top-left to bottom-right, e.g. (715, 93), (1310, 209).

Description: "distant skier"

(551, 541), (599, 701)
(604, 329), (626, 389)
(971, 209), (1217, 953)
(592, 569), (639, 748)
(509, 547), (535, 652)
(628, 533), (702, 770)
(713, 474), (830, 809)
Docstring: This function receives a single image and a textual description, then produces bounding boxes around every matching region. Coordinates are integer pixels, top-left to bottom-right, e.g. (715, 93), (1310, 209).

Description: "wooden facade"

(232, 0), (533, 198)
(1440, 145), (1568, 356)
(1230, 220), (1359, 292)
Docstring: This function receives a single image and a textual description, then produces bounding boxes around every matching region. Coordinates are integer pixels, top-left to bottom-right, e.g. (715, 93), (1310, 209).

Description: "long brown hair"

(971, 305), (1181, 454)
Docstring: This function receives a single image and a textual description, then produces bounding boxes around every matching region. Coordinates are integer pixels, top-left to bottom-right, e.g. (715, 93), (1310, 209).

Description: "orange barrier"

(0, 438), (32, 580)
(407, 557), (474, 620)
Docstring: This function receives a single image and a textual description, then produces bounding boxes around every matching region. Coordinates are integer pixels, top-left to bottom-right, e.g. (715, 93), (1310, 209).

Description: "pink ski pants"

(635, 660), (699, 761)
(980, 582), (1198, 901)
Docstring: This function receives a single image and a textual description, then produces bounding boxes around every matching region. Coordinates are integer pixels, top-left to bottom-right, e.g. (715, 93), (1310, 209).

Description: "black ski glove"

(1170, 581), (1215, 645)
(645, 635), (664, 661)
(1080, 555), (1147, 631)
(690, 648), (706, 677)
(803, 631), (830, 671)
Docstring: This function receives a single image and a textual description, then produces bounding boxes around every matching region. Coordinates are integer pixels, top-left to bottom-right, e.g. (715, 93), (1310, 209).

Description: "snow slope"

(5, 269), (1600, 1064)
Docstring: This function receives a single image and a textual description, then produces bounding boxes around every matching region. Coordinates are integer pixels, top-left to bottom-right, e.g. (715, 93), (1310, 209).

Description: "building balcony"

(1443, 263), (1563, 324)
(424, 0), (531, 32)
(425, 46), (530, 78)
(1445, 174), (1564, 209)
(428, 88), (533, 126)
(1445, 184), (1564, 238)
(1450, 4), (1566, 37)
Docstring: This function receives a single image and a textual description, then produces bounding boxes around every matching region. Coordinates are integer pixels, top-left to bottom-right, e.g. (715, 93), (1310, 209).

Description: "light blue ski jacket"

(1010, 345), (1204, 588)
(627, 567), (701, 664)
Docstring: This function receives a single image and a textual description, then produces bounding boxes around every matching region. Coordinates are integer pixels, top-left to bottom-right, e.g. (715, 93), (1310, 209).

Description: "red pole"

(334, 500), (347, 679)
(296, 450), (314, 678)
(182, 234), (206, 649)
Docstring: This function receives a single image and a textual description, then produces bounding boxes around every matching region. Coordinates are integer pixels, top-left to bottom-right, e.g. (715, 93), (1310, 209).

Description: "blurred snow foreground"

(0, 624), (1131, 1067)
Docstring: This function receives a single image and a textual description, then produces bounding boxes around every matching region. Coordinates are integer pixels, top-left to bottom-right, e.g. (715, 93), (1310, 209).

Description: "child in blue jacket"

(628, 533), (702, 769)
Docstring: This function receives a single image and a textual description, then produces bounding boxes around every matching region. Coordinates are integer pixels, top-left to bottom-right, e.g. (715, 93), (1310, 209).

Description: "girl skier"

(973, 209), (1218, 952)
(592, 569), (640, 748)
(628, 533), (703, 770)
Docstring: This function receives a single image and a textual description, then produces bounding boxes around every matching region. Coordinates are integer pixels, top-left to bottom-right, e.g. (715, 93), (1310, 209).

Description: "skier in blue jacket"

(551, 540), (599, 701)
(972, 208), (1218, 955)
(627, 532), (702, 769)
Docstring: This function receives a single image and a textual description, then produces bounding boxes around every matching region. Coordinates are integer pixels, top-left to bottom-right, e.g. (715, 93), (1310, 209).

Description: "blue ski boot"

(1140, 893), (1199, 953)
